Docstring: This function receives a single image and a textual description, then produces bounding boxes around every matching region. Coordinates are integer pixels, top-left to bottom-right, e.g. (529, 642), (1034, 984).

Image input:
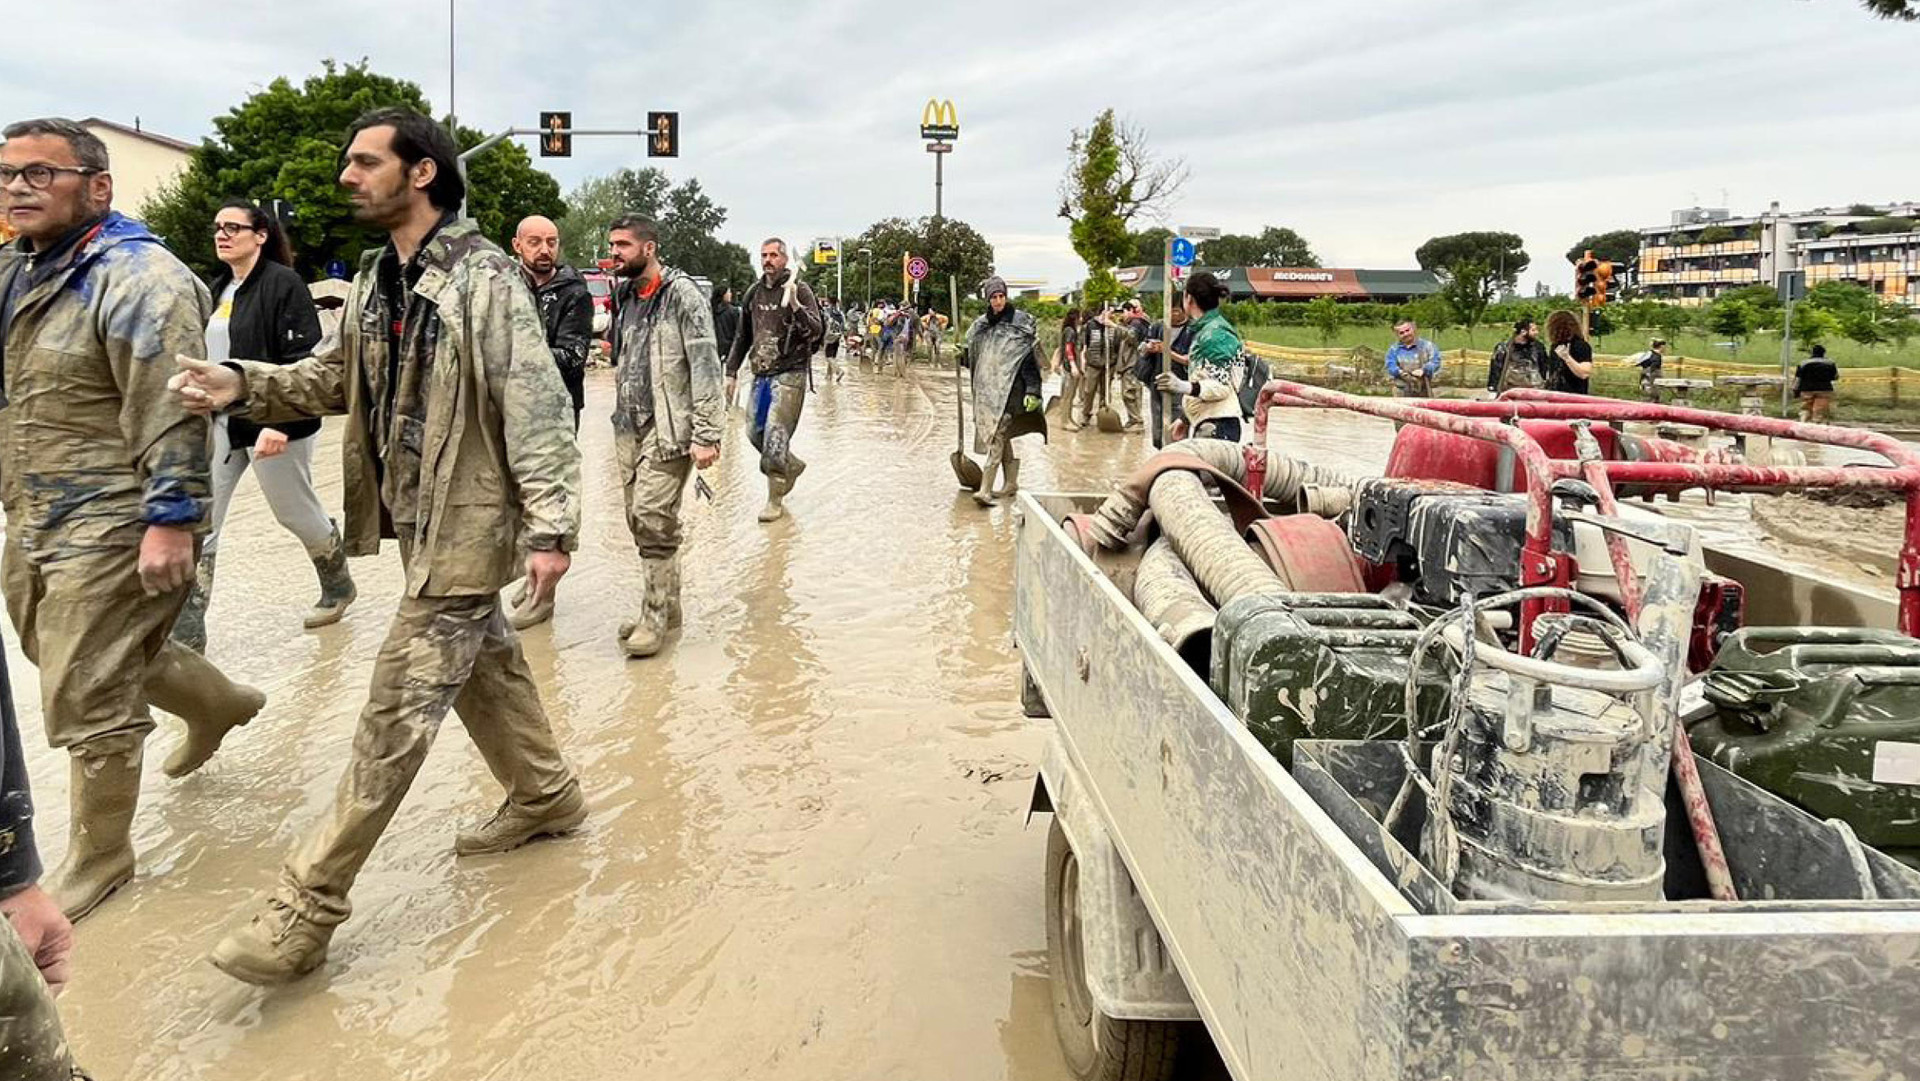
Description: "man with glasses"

(0, 117), (266, 924)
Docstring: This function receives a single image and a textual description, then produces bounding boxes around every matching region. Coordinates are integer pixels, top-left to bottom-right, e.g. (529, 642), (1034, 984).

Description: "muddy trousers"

(1070, 366), (1140, 426)
(0, 921), (74, 1081)
(748, 371), (809, 486)
(205, 418), (334, 556)
(277, 586), (577, 920)
(2, 538), (251, 758)
(616, 423), (694, 560)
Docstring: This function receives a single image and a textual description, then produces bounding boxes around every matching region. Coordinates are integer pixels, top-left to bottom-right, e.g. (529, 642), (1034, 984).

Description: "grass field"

(1239, 324), (1917, 370)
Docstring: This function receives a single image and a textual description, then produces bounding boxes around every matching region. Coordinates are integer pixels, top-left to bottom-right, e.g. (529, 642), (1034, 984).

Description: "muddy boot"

(995, 457), (1022, 499)
(758, 475), (789, 522)
(455, 779), (588, 856)
(972, 443), (1005, 508)
(146, 644), (268, 778)
(168, 551), (218, 653)
(303, 523), (357, 629)
(209, 890), (345, 986)
(622, 554), (681, 658)
(45, 749), (142, 922)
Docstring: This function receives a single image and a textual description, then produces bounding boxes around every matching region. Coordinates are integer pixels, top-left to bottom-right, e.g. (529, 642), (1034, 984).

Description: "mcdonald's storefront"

(1112, 266), (1439, 304)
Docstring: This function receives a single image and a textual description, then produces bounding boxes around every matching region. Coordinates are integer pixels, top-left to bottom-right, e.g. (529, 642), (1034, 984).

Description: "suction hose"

(1133, 536), (1219, 671)
(1148, 470), (1284, 606)
(1086, 439), (1363, 550)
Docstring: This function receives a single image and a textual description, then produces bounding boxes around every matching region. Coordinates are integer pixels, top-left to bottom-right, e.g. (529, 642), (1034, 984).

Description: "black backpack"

(1236, 348), (1271, 419)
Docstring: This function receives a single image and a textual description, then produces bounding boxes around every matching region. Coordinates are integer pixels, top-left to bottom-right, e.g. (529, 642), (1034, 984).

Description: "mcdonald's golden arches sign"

(920, 99), (959, 142)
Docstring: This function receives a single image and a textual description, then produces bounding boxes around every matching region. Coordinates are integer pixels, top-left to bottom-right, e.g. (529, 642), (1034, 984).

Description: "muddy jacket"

(0, 211), (212, 546)
(1079, 318), (1133, 369)
(527, 263), (594, 410)
(1486, 337), (1548, 393)
(963, 308), (1047, 453)
(726, 270), (823, 378)
(610, 264), (724, 460)
(232, 217), (580, 598)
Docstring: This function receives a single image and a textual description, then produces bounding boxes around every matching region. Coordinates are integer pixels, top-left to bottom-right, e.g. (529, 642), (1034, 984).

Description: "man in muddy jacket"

(0, 117), (267, 924)
(170, 108), (585, 985)
(606, 214), (723, 659)
(725, 239), (823, 522)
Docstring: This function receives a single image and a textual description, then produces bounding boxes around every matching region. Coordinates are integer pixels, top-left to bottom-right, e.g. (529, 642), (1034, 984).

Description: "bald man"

(506, 215), (594, 629)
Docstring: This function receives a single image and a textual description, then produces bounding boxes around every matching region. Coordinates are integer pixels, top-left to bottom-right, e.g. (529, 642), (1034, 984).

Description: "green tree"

(1861, 0), (1915, 16)
(1414, 232), (1527, 337)
(1304, 295), (1342, 344)
(138, 60), (563, 279)
(1804, 280), (1880, 318)
(1705, 299), (1758, 348)
(1127, 226), (1174, 267)
(1199, 226), (1319, 268)
(1565, 229), (1641, 265)
(559, 168), (752, 291)
(1791, 305), (1841, 348)
(1059, 109), (1186, 305)
(807, 216), (994, 310)
(1652, 304), (1692, 344)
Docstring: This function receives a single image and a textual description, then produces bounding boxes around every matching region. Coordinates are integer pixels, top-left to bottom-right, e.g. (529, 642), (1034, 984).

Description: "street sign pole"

(1776, 270), (1805, 416)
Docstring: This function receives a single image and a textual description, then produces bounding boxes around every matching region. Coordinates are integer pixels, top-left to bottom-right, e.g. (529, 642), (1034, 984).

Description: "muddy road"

(12, 369), (1901, 1079)
(12, 365), (1164, 1081)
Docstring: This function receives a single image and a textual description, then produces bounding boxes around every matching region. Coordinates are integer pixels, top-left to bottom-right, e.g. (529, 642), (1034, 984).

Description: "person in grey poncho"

(961, 277), (1046, 507)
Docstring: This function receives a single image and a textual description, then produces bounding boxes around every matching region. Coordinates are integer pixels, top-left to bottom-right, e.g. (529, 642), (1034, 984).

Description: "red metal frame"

(1252, 382), (1920, 638)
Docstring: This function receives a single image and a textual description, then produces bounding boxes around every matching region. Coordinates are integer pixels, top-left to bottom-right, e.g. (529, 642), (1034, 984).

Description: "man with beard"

(0, 117), (266, 923)
(606, 215), (723, 658)
(504, 214), (594, 631)
(169, 108), (585, 984)
(725, 239), (824, 522)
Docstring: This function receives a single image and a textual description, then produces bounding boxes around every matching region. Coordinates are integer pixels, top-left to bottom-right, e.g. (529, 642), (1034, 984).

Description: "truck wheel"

(1045, 820), (1183, 1081)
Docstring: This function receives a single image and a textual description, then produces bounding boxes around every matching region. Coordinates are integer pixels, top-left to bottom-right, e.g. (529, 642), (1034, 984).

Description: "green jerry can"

(1212, 592), (1452, 767)
(1687, 627), (1920, 859)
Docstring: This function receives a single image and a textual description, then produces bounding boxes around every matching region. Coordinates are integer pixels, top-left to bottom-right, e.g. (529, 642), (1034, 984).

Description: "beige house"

(78, 117), (196, 219)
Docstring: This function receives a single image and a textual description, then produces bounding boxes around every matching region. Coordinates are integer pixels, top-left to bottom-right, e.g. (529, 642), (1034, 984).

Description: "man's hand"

(254, 429), (289, 459)
(138, 525), (196, 596)
(690, 442), (720, 470)
(1155, 373), (1193, 396)
(524, 549), (571, 610)
(169, 355), (243, 414)
(1144, 340), (1164, 354)
(2, 886), (74, 996)
(725, 376), (739, 405)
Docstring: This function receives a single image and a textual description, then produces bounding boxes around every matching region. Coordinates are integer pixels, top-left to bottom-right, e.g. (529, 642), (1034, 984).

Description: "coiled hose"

(1149, 471), (1285, 605)
(1133, 536), (1218, 670)
(1086, 439), (1363, 550)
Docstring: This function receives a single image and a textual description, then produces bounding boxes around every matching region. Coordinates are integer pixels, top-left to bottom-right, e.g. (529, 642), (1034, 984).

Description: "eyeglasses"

(0, 163), (101, 190)
(212, 222), (260, 238)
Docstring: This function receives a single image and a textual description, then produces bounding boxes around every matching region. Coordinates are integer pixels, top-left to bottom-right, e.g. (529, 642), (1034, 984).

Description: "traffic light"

(539, 111), (571, 157)
(1575, 252), (1600, 304)
(647, 111), (679, 158)
(1594, 261), (1616, 306)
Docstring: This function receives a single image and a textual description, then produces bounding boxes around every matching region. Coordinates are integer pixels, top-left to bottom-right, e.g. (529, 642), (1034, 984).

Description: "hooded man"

(725, 238), (824, 522)
(606, 215), (724, 658)
(961, 277), (1046, 506)
(504, 214), (595, 631)
(0, 116), (266, 923)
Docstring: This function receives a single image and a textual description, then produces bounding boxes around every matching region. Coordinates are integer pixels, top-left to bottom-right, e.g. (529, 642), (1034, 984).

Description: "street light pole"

(448, 0), (456, 126)
(860, 247), (873, 309)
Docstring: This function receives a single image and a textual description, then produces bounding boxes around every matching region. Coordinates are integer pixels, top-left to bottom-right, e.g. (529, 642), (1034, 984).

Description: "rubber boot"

(45, 748), (142, 922)
(146, 644), (268, 778)
(303, 523), (357, 629)
(758, 475), (789, 522)
(455, 780), (588, 856)
(622, 554), (681, 659)
(972, 442), (1006, 508)
(996, 456), (1022, 499)
(168, 551), (217, 654)
(208, 889), (345, 986)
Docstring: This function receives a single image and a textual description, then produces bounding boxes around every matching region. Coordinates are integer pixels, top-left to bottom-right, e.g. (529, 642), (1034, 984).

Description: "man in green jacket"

(0, 117), (266, 924)
(171, 108), (586, 985)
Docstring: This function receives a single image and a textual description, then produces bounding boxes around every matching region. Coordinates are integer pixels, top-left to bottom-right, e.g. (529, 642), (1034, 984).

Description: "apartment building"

(1636, 201), (1920, 307)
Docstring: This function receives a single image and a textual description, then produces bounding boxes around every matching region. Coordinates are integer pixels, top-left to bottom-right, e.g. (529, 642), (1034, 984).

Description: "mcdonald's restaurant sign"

(920, 99), (959, 142)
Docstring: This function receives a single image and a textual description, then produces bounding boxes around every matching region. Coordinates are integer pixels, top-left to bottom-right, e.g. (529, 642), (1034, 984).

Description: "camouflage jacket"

(233, 218), (580, 598)
(610, 265), (724, 460)
(0, 211), (212, 549)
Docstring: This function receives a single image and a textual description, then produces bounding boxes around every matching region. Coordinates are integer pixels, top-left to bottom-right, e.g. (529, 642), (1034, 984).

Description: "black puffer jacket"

(528, 263), (595, 411)
(209, 259), (324, 445)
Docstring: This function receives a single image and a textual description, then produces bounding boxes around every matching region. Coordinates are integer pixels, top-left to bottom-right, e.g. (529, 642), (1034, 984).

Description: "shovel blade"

(952, 452), (985, 490)
(1097, 406), (1124, 433)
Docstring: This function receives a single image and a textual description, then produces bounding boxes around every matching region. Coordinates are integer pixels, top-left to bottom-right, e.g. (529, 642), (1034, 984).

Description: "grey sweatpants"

(205, 418), (335, 557)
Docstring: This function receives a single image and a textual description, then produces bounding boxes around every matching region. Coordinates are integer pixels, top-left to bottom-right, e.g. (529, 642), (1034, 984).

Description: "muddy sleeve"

(100, 253), (213, 527)
(725, 286), (753, 377)
(678, 279), (724, 448)
(552, 281), (594, 376)
(233, 338), (349, 423)
(0, 651), (42, 896)
(481, 264), (582, 551)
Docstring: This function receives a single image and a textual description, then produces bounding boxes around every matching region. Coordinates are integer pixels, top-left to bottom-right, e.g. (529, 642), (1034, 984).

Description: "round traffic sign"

(907, 257), (930, 281)
(1169, 237), (1196, 268)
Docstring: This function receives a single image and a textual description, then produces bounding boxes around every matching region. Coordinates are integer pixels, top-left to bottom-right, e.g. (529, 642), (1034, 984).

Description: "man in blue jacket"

(1384, 319), (1443, 397)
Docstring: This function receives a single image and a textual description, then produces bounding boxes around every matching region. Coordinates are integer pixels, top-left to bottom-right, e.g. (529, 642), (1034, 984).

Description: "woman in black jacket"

(171, 200), (356, 652)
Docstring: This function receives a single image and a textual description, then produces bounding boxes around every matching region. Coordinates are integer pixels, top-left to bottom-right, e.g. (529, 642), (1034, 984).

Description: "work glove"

(1154, 372), (1193, 396)
(1024, 394), (1042, 413)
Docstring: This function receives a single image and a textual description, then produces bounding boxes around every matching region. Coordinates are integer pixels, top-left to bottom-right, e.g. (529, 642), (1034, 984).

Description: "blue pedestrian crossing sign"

(1169, 237), (1196, 268)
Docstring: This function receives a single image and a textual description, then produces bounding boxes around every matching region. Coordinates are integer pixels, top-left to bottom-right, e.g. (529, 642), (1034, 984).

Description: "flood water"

(12, 368), (1898, 1079)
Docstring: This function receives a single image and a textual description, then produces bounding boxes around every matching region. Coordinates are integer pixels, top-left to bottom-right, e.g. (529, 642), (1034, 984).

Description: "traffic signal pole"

(455, 123), (666, 215)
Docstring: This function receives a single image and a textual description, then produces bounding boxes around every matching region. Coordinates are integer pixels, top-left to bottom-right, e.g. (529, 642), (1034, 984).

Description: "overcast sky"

(7, 0), (1917, 291)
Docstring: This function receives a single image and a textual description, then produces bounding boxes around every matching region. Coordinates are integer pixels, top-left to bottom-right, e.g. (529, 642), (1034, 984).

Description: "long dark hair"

(218, 199), (294, 267)
(1546, 309), (1584, 346)
(710, 284), (732, 308)
(342, 107), (466, 212)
